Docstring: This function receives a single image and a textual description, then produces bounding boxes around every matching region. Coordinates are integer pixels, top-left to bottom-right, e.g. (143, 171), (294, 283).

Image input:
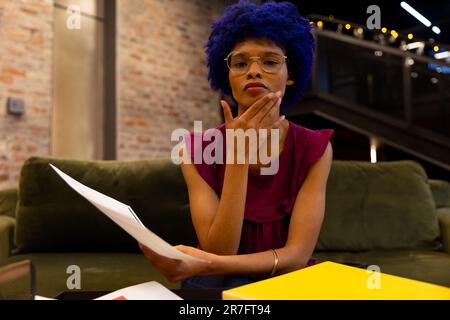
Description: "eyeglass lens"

(228, 52), (285, 74)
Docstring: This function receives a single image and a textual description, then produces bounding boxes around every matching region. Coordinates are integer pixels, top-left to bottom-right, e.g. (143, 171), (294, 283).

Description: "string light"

(381, 27), (387, 34)
(317, 21), (323, 29)
(345, 24), (351, 30)
(390, 30), (399, 38)
(432, 26), (441, 34)
(407, 33), (414, 40)
(433, 45), (439, 52)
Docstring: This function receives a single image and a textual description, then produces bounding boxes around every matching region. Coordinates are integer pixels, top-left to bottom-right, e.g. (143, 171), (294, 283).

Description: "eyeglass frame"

(224, 51), (288, 75)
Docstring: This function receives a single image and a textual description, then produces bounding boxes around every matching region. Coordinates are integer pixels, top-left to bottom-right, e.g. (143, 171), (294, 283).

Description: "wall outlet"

(7, 97), (25, 116)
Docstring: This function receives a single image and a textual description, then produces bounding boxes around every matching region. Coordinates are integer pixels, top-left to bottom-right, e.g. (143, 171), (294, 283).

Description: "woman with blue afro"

(140, 0), (334, 290)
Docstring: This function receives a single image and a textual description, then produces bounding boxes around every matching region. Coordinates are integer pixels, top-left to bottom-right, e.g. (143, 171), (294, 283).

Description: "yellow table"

(222, 261), (450, 300)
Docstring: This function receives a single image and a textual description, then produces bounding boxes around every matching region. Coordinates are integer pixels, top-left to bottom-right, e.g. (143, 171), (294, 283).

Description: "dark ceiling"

(282, 0), (450, 45)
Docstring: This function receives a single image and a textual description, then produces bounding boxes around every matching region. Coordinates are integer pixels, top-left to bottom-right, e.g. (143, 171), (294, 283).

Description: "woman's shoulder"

(288, 121), (333, 140)
(287, 121), (333, 167)
(288, 122), (333, 153)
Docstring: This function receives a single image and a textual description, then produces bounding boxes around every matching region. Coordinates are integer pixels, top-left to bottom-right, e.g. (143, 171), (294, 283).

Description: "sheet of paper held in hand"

(50, 164), (204, 263)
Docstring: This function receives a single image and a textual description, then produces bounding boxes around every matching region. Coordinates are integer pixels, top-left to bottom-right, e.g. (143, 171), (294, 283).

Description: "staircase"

(287, 28), (450, 171)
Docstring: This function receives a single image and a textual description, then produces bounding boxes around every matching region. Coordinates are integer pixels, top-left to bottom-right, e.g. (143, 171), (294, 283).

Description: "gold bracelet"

(270, 249), (279, 277)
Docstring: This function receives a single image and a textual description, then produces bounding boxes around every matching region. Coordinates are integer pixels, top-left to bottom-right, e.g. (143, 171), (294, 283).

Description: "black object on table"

(55, 289), (222, 300)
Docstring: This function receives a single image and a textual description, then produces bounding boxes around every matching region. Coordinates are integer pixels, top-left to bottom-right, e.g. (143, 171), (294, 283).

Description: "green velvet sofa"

(0, 157), (449, 298)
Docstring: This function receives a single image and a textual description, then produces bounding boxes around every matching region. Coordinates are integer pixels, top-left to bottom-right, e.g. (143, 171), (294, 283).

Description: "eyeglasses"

(224, 51), (288, 75)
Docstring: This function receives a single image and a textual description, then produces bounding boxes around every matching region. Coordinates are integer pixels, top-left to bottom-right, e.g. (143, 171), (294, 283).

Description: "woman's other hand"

(220, 92), (284, 164)
(220, 91), (283, 132)
(139, 243), (217, 282)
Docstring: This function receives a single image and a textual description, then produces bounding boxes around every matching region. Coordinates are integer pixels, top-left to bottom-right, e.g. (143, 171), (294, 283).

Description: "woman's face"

(228, 38), (294, 112)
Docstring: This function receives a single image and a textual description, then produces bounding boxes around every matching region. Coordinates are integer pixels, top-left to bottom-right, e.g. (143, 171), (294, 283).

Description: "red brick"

(0, 0), (53, 189)
(21, 7), (39, 15)
(3, 67), (26, 77)
(7, 30), (30, 42)
(7, 89), (24, 95)
(11, 145), (22, 152)
(137, 136), (151, 143)
(31, 34), (44, 45)
(0, 75), (13, 84)
(27, 145), (38, 153)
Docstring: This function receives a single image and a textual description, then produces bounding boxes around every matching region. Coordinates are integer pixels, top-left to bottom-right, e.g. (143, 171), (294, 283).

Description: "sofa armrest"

(0, 215), (16, 263)
(0, 188), (18, 218)
(429, 179), (450, 208)
(437, 207), (450, 254)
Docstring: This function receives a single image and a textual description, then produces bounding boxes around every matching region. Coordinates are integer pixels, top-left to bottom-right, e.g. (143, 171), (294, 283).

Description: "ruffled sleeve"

(280, 127), (334, 216)
(305, 129), (334, 169)
(183, 131), (220, 195)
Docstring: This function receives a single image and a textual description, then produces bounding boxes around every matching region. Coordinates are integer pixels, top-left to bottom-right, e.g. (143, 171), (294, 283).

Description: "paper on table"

(50, 164), (205, 263)
(34, 295), (56, 300)
(34, 282), (182, 300)
(95, 281), (183, 300)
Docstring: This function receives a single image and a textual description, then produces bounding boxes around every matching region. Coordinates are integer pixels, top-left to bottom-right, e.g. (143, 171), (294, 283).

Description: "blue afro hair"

(204, 0), (315, 109)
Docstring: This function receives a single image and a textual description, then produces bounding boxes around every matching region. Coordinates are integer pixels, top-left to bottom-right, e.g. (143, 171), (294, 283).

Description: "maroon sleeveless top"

(185, 121), (334, 256)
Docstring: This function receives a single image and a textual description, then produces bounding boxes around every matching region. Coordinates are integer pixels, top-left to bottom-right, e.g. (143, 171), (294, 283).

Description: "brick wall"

(117, 0), (225, 160)
(0, 0), (229, 189)
(0, 0), (54, 189)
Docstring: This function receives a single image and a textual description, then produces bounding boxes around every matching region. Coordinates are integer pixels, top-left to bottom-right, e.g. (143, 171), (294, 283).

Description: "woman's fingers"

(243, 91), (281, 125)
(220, 100), (234, 124)
(139, 243), (161, 262)
(270, 115), (286, 130)
(140, 243), (215, 282)
(139, 243), (181, 266)
(251, 97), (278, 125)
(175, 245), (213, 264)
(175, 244), (191, 254)
(240, 92), (275, 122)
(224, 91), (282, 130)
(257, 96), (281, 126)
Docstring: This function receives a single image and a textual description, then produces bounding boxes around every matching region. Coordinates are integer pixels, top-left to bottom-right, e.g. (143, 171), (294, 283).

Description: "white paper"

(50, 164), (204, 263)
(34, 282), (182, 300)
(34, 295), (56, 300)
(95, 281), (183, 300)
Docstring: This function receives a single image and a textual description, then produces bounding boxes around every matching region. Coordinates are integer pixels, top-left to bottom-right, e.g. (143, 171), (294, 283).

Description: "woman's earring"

(287, 79), (295, 85)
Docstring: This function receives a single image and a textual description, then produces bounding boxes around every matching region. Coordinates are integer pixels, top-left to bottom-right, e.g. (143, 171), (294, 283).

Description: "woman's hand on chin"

(138, 243), (218, 282)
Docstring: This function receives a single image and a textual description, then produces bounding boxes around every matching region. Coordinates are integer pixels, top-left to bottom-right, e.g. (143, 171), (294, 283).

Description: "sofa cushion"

(15, 157), (197, 253)
(0, 215), (16, 263)
(313, 249), (450, 288)
(0, 189), (18, 218)
(316, 160), (440, 251)
(437, 207), (450, 254)
(429, 179), (450, 208)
